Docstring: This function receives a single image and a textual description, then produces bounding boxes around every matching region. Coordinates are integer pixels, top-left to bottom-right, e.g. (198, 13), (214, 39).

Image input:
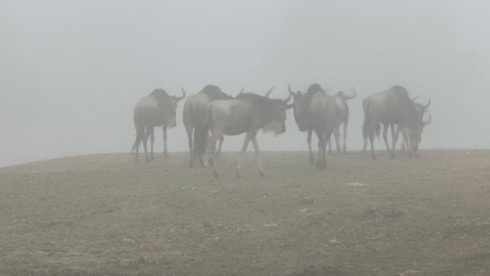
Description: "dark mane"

(305, 83), (326, 103)
(151, 88), (170, 98)
(236, 92), (276, 109)
(201, 85), (232, 100)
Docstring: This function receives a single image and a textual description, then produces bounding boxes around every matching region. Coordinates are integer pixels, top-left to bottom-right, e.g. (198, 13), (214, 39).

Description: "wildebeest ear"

(285, 103), (293, 109)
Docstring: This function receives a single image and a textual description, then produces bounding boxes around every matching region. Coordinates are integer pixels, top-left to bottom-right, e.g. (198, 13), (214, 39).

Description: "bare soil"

(0, 150), (489, 275)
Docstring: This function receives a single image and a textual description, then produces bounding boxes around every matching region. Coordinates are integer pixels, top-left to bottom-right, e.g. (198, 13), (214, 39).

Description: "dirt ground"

(0, 150), (489, 275)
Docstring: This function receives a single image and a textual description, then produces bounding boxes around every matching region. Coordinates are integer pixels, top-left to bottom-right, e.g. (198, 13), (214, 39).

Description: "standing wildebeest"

(389, 98), (431, 152)
(132, 88), (185, 162)
(182, 85), (233, 167)
(205, 92), (292, 177)
(362, 85), (431, 159)
(289, 83), (340, 168)
(328, 88), (357, 154)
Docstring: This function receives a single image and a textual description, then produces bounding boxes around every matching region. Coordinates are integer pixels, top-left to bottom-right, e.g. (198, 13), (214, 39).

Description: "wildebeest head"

(410, 97), (432, 152)
(238, 92), (292, 135)
(154, 88), (186, 127)
(289, 84), (309, 132)
(263, 94), (292, 134)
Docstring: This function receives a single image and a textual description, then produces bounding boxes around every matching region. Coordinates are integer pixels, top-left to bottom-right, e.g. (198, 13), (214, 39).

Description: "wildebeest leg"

(216, 135), (224, 159)
(133, 125), (145, 162)
(207, 131), (221, 177)
(307, 129), (314, 164)
(142, 126), (150, 162)
(333, 126), (341, 154)
(323, 128), (335, 168)
(149, 127), (155, 161)
(236, 132), (252, 177)
(342, 120), (348, 154)
(162, 126), (169, 158)
(185, 125), (194, 167)
(327, 139), (332, 155)
(250, 136), (265, 177)
(400, 127), (412, 157)
(315, 130), (326, 169)
(383, 123), (394, 158)
(390, 124), (397, 152)
(365, 122), (376, 160)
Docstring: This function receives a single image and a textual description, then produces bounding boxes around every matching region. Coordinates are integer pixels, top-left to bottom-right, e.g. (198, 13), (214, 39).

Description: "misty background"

(1, 0), (489, 167)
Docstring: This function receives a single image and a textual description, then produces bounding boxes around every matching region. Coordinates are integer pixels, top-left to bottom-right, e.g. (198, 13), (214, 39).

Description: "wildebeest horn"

(288, 83), (295, 95)
(176, 88), (186, 101)
(422, 97), (431, 109)
(346, 87), (357, 100)
(411, 96), (419, 102)
(282, 94), (292, 105)
(423, 114), (432, 126)
(265, 86), (274, 97)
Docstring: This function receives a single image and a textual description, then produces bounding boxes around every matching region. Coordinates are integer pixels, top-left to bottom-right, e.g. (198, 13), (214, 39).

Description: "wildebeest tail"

(131, 125), (145, 153)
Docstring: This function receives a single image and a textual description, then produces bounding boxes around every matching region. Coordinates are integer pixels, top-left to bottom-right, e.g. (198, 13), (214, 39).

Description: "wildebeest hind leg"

(142, 126), (151, 162)
(383, 123), (394, 158)
(162, 127), (169, 158)
(307, 130), (314, 165)
(236, 133), (252, 177)
(250, 136), (265, 177)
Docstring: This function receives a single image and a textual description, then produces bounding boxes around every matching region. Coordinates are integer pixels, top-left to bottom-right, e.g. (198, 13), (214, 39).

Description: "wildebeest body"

(132, 89), (185, 162)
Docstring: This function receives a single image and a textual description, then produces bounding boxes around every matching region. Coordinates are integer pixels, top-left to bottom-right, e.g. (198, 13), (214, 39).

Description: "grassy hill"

(0, 150), (489, 275)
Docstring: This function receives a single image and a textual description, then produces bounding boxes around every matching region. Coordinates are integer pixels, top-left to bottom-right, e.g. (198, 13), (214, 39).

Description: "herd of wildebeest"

(132, 84), (431, 177)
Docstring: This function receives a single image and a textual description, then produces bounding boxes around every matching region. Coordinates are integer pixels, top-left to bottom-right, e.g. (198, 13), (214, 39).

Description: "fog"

(1, 0), (490, 167)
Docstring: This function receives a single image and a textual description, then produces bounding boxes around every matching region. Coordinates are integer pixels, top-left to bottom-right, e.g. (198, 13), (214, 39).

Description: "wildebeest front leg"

(163, 126), (169, 158)
(143, 126), (151, 162)
(185, 125), (193, 167)
(342, 121), (348, 154)
(216, 135), (224, 160)
(383, 123), (394, 158)
(400, 127), (412, 157)
(315, 130), (326, 169)
(390, 124), (397, 153)
(307, 129), (314, 164)
(149, 127), (156, 161)
(207, 132), (221, 177)
(250, 136), (265, 177)
(236, 133), (252, 177)
(333, 126), (341, 154)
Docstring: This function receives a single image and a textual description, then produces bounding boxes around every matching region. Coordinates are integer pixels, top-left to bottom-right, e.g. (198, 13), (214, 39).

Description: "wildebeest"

(327, 88), (357, 154)
(362, 85), (431, 159)
(205, 91), (292, 177)
(182, 85), (233, 167)
(289, 83), (340, 168)
(132, 88), (185, 162)
(390, 98), (431, 152)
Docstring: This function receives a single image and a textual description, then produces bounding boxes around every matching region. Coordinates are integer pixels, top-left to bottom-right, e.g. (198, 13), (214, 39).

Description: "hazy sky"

(1, 0), (489, 167)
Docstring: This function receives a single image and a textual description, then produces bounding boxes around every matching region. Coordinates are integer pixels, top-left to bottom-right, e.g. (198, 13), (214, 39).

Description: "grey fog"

(1, 0), (490, 167)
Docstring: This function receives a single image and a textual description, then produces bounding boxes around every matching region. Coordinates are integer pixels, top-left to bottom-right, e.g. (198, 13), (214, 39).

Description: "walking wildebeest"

(289, 83), (340, 168)
(362, 85), (431, 159)
(132, 88), (185, 162)
(327, 88), (357, 154)
(182, 85), (233, 167)
(205, 91), (292, 177)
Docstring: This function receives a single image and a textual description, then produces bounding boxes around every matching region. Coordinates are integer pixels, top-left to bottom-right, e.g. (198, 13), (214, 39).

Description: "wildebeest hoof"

(309, 157), (315, 165)
(213, 171), (219, 178)
(259, 171), (266, 177)
(164, 153), (169, 159)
